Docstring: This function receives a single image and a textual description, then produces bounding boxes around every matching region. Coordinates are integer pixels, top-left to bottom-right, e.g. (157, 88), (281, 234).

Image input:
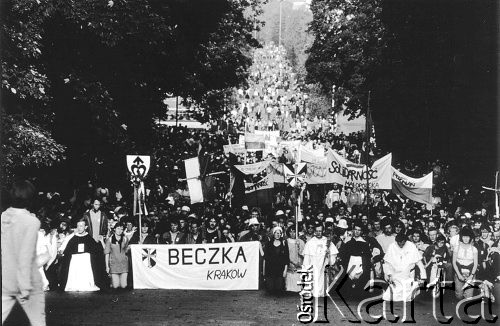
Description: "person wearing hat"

(302, 223), (338, 297)
(324, 217), (335, 240)
(239, 216), (266, 286)
(336, 219), (350, 245)
(180, 206), (191, 215)
(239, 217), (262, 242)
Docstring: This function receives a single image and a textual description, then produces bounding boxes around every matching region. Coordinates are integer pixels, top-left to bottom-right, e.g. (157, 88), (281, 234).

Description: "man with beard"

(376, 219), (396, 253)
(203, 216), (221, 243)
(338, 221), (372, 296)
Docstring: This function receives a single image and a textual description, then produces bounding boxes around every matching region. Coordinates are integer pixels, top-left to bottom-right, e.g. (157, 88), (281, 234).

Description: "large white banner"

(131, 242), (259, 290)
(326, 150), (392, 189)
(392, 168), (433, 205)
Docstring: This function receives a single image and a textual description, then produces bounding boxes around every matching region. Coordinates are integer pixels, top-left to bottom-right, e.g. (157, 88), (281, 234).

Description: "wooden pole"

(365, 91), (371, 216)
(175, 96), (179, 127)
(296, 191), (300, 240)
(137, 185), (142, 233)
(496, 171), (499, 218)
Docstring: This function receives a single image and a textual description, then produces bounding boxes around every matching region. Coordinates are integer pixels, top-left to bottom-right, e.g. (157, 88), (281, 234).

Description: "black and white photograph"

(1, 0), (498, 325)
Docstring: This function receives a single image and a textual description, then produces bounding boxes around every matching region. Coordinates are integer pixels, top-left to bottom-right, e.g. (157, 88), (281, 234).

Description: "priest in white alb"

(302, 224), (338, 297)
(383, 233), (427, 302)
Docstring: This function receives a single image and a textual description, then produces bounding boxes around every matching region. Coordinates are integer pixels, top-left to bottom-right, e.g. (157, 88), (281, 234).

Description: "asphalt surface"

(4, 289), (499, 325)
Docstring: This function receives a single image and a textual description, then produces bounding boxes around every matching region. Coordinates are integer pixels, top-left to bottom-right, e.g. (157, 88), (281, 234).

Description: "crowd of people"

(2, 43), (499, 326)
(3, 176), (500, 302)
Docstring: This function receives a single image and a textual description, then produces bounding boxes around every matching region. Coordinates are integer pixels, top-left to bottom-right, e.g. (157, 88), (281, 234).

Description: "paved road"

(4, 289), (498, 325)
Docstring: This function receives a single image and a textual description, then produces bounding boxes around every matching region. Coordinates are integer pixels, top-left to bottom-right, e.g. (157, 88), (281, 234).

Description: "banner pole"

(365, 91), (371, 216)
(138, 185), (142, 232)
(496, 171), (499, 218)
(296, 192), (300, 240)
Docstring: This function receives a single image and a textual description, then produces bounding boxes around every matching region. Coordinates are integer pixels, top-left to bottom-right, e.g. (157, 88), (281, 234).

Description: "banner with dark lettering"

(391, 168), (433, 205)
(131, 242), (259, 290)
(326, 150), (392, 189)
(244, 175), (273, 206)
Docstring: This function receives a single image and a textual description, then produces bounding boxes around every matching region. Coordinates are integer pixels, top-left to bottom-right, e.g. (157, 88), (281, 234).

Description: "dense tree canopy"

(305, 0), (497, 182)
(1, 0), (263, 186)
(306, 0), (387, 118)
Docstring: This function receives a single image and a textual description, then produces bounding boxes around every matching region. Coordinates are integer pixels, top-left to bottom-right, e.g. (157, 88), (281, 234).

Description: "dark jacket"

(162, 231), (186, 244)
(129, 232), (158, 245)
(185, 232), (204, 244)
(82, 210), (109, 237)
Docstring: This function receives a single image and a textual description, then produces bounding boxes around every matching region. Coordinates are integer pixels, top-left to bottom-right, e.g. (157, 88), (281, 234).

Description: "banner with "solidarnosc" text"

(131, 242), (259, 290)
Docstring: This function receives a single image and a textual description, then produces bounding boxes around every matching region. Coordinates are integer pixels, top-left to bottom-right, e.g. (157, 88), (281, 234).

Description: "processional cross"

(482, 171), (499, 218)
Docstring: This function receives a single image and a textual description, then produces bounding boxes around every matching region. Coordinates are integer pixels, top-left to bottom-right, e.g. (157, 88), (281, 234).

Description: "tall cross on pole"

(482, 171), (499, 218)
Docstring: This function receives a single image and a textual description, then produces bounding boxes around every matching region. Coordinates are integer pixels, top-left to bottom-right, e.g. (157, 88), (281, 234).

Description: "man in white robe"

(303, 224), (338, 297)
(383, 233), (426, 302)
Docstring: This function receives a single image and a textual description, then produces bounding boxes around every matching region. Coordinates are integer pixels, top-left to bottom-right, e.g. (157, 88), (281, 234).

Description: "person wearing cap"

(336, 219), (350, 245)
(239, 217), (262, 242)
(263, 226), (289, 294)
(239, 216), (266, 286)
(302, 223), (338, 297)
(324, 217), (335, 240)
(180, 206), (191, 215)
